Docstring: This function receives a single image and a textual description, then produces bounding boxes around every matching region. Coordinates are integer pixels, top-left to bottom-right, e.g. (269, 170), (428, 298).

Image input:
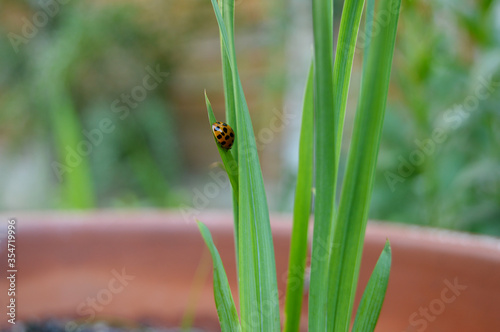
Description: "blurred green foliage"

(0, 1), (184, 209)
(371, 0), (500, 235)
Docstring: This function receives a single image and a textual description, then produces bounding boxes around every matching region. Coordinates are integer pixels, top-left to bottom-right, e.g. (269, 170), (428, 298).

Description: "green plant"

(197, 0), (401, 330)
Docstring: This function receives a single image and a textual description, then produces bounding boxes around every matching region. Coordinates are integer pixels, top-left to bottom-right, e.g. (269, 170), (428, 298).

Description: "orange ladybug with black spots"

(212, 121), (235, 149)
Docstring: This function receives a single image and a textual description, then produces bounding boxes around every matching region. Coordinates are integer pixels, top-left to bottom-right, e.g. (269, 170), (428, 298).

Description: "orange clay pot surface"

(0, 211), (499, 331)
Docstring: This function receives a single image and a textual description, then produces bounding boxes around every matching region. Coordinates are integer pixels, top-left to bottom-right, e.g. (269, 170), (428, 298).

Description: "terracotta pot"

(1, 211), (499, 331)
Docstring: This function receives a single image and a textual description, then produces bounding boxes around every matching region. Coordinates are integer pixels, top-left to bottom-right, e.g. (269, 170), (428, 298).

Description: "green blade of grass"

(205, 91), (239, 196)
(197, 220), (241, 332)
(209, 1), (281, 330)
(333, 0), (366, 167)
(234, 53), (281, 332)
(219, 0), (237, 144)
(327, 0), (401, 329)
(218, 0), (239, 269)
(309, 0), (336, 330)
(47, 85), (94, 209)
(180, 248), (211, 331)
(352, 240), (392, 332)
(283, 61), (314, 332)
(236, 99), (281, 331)
(324, 0), (368, 327)
(36, 15), (95, 210)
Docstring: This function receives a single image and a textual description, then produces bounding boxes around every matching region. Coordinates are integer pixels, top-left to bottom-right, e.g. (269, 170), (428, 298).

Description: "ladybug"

(212, 121), (235, 149)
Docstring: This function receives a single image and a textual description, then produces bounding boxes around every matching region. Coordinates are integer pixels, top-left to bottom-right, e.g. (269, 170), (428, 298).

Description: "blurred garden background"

(1, 0), (499, 235)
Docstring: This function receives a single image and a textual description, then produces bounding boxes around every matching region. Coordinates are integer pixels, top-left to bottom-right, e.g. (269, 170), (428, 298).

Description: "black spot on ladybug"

(230, 132), (234, 137)
(216, 126), (220, 131)
(223, 127), (228, 133)
(217, 134), (222, 139)
(221, 141), (226, 145)
(225, 135), (229, 140)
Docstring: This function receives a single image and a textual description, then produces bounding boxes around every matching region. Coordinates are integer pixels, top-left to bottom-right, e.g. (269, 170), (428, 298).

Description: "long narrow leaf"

(283, 61), (314, 332)
(327, 0), (401, 330)
(219, 0), (237, 145)
(352, 240), (392, 332)
(209, 1), (281, 330)
(197, 220), (241, 332)
(326, 0), (368, 327)
(218, 0), (239, 261)
(333, 0), (366, 167)
(47, 84), (94, 209)
(309, 0), (336, 329)
(205, 91), (239, 196)
(234, 57), (281, 332)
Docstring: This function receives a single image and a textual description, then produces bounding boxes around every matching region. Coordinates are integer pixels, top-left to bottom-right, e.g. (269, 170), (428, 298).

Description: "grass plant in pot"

(197, 0), (401, 330)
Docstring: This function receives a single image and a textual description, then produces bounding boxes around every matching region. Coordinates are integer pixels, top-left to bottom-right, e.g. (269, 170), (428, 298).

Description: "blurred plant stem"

(47, 82), (95, 209)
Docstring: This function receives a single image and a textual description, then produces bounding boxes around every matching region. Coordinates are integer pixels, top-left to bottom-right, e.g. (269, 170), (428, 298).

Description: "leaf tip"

(384, 238), (391, 251)
(195, 219), (205, 230)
